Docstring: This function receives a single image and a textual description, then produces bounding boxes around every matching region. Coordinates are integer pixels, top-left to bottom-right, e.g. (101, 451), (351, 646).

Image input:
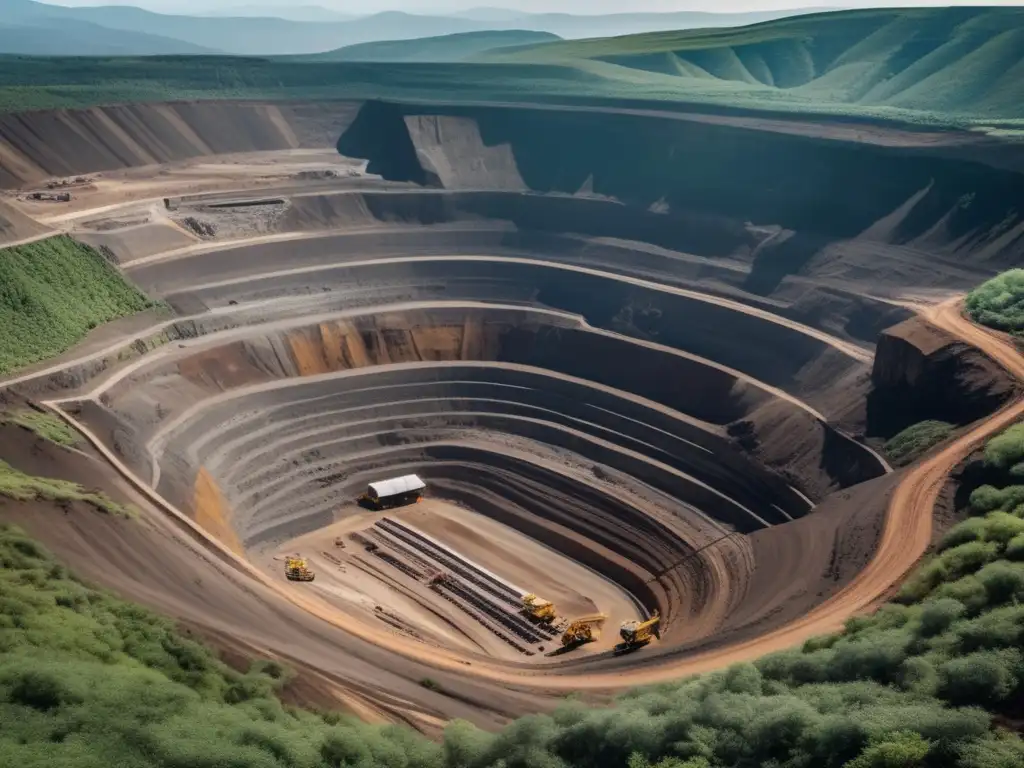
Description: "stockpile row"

(344, 518), (559, 653)
(378, 518), (559, 640)
(375, 519), (557, 644)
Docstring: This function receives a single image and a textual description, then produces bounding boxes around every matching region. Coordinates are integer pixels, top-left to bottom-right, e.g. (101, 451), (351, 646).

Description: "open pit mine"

(2, 98), (1022, 728)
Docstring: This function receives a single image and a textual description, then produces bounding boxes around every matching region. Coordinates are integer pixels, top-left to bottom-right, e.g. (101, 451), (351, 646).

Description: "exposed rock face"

(867, 316), (1016, 436)
(337, 100), (1024, 284)
(0, 102), (361, 188)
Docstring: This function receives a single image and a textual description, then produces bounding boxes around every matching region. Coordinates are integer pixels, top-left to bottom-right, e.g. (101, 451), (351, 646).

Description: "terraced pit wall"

(339, 100), (1024, 289)
(0, 101), (360, 188)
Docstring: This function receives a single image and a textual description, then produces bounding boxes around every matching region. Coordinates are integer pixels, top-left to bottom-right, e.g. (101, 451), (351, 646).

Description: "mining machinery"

(560, 614), (607, 647)
(619, 610), (660, 649)
(284, 556), (315, 582)
(521, 593), (556, 622)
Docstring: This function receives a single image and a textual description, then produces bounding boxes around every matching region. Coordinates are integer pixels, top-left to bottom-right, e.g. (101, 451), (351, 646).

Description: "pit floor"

(262, 498), (644, 662)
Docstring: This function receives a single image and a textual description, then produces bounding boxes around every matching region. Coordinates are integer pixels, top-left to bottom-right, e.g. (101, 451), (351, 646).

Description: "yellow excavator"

(521, 593), (556, 622)
(285, 556), (315, 582)
(619, 610), (660, 650)
(561, 614), (607, 647)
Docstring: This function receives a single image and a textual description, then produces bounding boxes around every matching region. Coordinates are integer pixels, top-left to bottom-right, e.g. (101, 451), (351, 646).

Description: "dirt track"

(2, 98), (1020, 721)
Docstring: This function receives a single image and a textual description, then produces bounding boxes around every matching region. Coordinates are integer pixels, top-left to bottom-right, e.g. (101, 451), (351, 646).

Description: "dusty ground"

(1, 98), (1019, 727)
(260, 498), (642, 661)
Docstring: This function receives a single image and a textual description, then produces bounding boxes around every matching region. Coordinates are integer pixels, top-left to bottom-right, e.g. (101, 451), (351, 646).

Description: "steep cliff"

(338, 101), (1024, 291)
(867, 316), (1016, 436)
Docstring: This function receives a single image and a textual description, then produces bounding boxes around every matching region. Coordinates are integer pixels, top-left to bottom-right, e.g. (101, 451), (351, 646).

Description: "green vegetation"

(0, 461), (133, 516)
(966, 270), (1024, 335)
(302, 30), (561, 63)
(0, 524), (441, 768)
(1, 7), (1024, 127)
(2, 408), (80, 447)
(0, 235), (156, 375)
(884, 421), (955, 466)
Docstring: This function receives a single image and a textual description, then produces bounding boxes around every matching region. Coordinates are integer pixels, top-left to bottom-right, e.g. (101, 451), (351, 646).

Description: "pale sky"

(41, 0), (1024, 14)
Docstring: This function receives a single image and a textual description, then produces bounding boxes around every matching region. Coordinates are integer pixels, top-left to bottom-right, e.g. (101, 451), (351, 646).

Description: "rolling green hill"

(303, 30), (561, 63)
(0, 236), (157, 375)
(0, 8), (1023, 129)
(484, 7), (1024, 122)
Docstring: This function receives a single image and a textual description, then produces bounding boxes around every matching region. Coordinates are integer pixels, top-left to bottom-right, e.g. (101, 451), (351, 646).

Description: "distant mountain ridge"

(1, 1), (835, 57)
(304, 29), (561, 63)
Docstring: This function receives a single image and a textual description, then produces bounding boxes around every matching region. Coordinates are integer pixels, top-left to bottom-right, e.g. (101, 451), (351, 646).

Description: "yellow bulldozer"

(561, 614), (607, 647)
(521, 593), (556, 622)
(285, 556), (315, 582)
(619, 610), (660, 649)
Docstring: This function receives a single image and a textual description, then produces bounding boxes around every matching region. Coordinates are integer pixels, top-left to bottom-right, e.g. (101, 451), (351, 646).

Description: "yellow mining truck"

(561, 614), (607, 647)
(285, 556), (315, 582)
(522, 593), (556, 622)
(619, 610), (660, 649)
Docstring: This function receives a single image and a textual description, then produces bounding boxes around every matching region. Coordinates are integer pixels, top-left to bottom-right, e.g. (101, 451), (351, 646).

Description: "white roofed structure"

(368, 474), (426, 499)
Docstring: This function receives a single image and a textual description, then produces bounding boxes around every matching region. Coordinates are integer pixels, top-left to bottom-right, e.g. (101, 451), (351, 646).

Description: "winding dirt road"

(26, 295), (1015, 692)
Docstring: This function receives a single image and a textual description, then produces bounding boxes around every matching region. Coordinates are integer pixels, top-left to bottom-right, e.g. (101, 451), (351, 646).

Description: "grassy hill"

(484, 6), (1024, 123)
(0, 7), (1023, 128)
(303, 30), (560, 63)
(0, 236), (157, 375)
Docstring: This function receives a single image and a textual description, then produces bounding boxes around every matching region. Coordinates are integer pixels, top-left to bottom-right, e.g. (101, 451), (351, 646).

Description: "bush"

(884, 421), (954, 465)
(951, 605), (1024, 653)
(966, 269), (1024, 335)
(933, 575), (990, 616)
(940, 542), (1000, 580)
(969, 485), (1024, 515)
(917, 598), (966, 637)
(984, 512), (1024, 544)
(898, 541), (999, 604)
(983, 423), (1024, 472)
(958, 731), (1024, 768)
(976, 561), (1024, 604)
(1006, 533), (1024, 560)
(939, 518), (990, 551)
(844, 730), (930, 768)
(940, 649), (1022, 706)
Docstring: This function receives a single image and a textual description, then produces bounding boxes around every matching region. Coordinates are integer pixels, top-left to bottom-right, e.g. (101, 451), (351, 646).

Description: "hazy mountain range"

(1, 0), (836, 57)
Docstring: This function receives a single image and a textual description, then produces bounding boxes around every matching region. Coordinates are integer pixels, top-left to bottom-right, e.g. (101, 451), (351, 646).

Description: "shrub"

(984, 512), (1024, 544)
(966, 269), (1024, 335)
(983, 423), (1024, 472)
(898, 540), (999, 605)
(976, 561), (1024, 604)
(940, 649), (1022, 706)
(939, 541), (1000, 580)
(917, 598), (966, 637)
(828, 630), (911, 685)
(939, 518), (990, 551)
(898, 657), (939, 697)
(1005, 533), (1024, 560)
(951, 605), (1024, 653)
(933, 575), (990, 616)
(958, 731), (1024, 768)
(969, 485), (1024, 515)
(884, 421), (954, 465)
(844, 730), (930, 768)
